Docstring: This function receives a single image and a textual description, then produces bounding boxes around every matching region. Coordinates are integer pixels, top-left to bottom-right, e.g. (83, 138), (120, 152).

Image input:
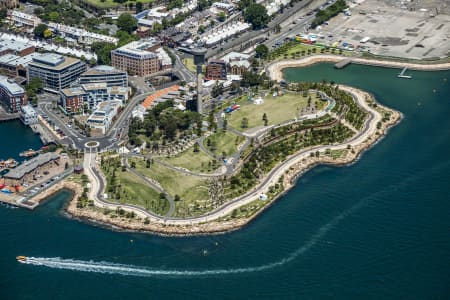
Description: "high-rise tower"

(190, 47), (207, 114)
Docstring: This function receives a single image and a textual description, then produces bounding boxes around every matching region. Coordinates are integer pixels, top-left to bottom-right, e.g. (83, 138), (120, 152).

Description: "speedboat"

(16, 256), (27, 262)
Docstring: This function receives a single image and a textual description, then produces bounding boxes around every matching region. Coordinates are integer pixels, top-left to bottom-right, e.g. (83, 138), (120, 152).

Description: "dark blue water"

(0, 120), (42, 162)
(1, 64), (449, 299)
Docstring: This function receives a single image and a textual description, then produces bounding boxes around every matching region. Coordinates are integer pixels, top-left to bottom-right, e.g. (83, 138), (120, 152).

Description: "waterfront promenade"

(267, 55), (450, 82)
(78, 84), (394, 229)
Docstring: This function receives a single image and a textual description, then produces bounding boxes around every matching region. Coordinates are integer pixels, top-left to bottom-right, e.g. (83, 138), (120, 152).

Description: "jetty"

(334, 58), (353, 69)
(398, 67), (412, 79)
(0, 112), (19, 122)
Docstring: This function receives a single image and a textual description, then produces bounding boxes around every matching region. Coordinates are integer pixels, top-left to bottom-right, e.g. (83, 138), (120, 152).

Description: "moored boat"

(19, 149), (38, 158)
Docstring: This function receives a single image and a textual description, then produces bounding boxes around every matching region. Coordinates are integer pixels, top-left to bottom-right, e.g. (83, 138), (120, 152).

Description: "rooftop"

(82, 82), (108, 91)
(82, 65), (126, 76)
(221, 51), (251, 63)
(61, 87), (86, 97)
(0, 53), (19, 64)
(3, 52), (41, 68)
(0, 38), (34, 53)
(112, 38), (161, 59)
(29, 53), (82, 70)
(5, 152), (59, 180)
(0, 75), (25, 95)
(21, 105), (37, 115)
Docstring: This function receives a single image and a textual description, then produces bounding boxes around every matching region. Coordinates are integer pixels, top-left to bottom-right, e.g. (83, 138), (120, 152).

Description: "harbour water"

(1, 64), (449, 299)
(0, 120), (43, 162)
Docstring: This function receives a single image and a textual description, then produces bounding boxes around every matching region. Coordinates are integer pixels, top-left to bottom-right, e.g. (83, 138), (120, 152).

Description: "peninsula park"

(71, 80), (399, 233)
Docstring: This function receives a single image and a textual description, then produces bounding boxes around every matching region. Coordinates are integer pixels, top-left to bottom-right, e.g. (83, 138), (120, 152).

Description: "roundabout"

(84, 141), (100, 149)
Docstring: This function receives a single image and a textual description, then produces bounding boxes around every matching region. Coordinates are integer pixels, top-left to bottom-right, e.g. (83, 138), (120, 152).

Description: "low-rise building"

(60, 83), (130, 114)
(7, 10), (41, 28)
(3, 152), (60, 186)
(20, 105), (38, 125)
(86, 100), (122, 135)
(221, 51), (251, 75)
(212, 2), (235, 14)
(0, 32), (97, 61)
(0, 75), (27, 112)
(205, 59), (227, 80)
(47, 22), (119, 45)
(0, 52), (40, 78)
(27, 53), (86, 92)
(79, 65), (128, 87)
(0, 37), (35, 57)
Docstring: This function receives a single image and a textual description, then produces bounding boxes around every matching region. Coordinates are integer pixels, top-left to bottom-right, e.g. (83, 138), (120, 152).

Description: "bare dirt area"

(316, 0), (450, 59)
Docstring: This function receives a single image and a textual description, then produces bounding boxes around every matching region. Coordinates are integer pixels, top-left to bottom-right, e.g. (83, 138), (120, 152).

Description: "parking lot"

(310, 0), (450, 59)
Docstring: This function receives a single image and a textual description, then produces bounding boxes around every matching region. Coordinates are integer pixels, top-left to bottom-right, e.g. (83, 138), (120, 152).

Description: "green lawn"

(204, 131), (245, 157)
(160, 146), (218, 173)
(227, 93), (321, 131)
(269, 42), (353, 60)
(82, 0), (154, 9)
(132, 158), (209, 203)
(108, 170), (169, 216)
(182, 58), (197, 73)
(328, 149), (348, 159)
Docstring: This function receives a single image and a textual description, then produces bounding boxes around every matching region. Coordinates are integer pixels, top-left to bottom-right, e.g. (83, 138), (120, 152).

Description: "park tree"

(152, 22), (163, 34)
(198, 0), (211, 11)
(193, 143), (200, 152)
(211, 82), (224, 98)
(217, 12), (226, 22)
(48, 11), (60, 22)
(117, 13), (137, 33)
(262, 113), (268, 126)
(91, 42), (116, 65)
(255, 44), (269, 59)
(0, 8), (7, 23)
(136, 2), (143, 13)
(33, 24), (48, 38)
(244, 4), (269, 30)
(241, 117), (249, 129)
(43, 29), (52, 39)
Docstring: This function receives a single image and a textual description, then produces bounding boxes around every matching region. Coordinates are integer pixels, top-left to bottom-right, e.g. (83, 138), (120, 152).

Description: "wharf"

(0, 193), (38, 209)
(334, 58), (353, 69)
(0, 112), (19, 122)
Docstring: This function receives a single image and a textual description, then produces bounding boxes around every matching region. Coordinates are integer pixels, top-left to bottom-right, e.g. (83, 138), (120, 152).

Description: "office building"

(79, 65), (128, 87)
(111, 38), (171, 77)
(27, 53), (86, 92)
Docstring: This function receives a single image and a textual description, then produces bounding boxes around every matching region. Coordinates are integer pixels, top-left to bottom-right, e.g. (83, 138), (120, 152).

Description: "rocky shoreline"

(52, 87), (401, 236)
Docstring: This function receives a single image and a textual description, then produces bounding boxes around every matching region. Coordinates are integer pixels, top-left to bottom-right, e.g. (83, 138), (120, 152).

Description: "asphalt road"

(205, 0), (327, 58)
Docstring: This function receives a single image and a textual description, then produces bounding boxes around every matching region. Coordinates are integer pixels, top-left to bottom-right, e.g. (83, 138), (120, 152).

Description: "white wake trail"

(20, 169), (426, 278)
(18, 198), (363, 278)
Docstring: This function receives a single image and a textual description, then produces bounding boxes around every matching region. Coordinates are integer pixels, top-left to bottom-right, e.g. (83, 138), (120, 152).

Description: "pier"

(334, 58), (353, 69)
(0, 112), (19, 122)
(398, 67), (412, 79)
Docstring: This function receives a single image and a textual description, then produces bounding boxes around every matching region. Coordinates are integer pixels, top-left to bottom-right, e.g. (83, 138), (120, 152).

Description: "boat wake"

(18, 195), (366, 278)
(19, 168), (428, 278)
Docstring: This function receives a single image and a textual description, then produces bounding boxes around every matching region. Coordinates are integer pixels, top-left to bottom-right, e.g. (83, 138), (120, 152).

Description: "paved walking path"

(84, 85), (383, 225)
